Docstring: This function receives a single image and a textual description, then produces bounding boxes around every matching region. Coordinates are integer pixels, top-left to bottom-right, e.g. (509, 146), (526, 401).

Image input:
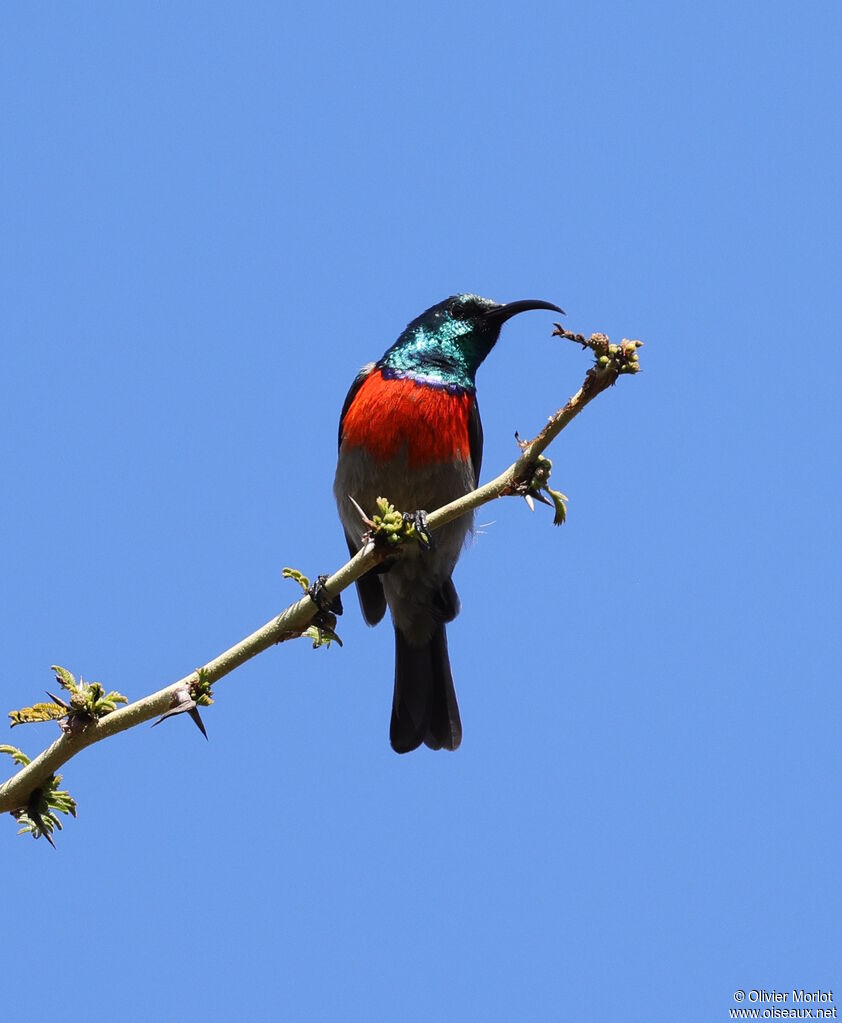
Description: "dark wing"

(468, 395), (484, 486)
(338, 362), (376, 449)
(338, 362), (387, 625)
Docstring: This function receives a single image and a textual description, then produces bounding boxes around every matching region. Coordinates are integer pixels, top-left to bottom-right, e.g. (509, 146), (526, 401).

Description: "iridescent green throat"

(377, 297), (499, 392)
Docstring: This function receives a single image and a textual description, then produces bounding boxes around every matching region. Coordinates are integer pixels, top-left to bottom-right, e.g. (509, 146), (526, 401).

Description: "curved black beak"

(486, 298), (565, 325)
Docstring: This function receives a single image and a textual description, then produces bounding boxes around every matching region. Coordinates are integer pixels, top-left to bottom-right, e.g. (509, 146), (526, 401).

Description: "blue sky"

(2, 3), (840, 1021)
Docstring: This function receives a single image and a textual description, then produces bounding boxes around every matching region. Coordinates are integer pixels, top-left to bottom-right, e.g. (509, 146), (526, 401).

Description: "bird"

(334, 293), (564, 753)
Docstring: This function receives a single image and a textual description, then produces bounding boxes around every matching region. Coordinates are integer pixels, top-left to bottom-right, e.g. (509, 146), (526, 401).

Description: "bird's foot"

(307, 574), (344, 617)
(281, 568), (344, 648)
(367, 498), (435, 552)
(305, 575), (344, 648)
(402, 509), (434, 551)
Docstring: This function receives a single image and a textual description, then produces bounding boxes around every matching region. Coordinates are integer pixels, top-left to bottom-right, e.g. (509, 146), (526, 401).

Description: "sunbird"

(334, 294), (563, 753)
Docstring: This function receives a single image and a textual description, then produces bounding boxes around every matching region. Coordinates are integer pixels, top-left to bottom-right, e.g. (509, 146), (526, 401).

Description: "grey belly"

(334, 445), (475, 642)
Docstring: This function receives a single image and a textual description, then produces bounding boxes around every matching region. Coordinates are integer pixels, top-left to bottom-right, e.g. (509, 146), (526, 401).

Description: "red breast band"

(341, 370), (473, 467)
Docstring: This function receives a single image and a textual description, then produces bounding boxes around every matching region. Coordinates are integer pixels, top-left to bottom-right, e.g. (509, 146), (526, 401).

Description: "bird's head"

(380, 293), (565, 391)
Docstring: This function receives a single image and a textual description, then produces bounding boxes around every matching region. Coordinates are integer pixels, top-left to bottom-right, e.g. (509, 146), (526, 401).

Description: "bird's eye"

(450, 300), (468, 320)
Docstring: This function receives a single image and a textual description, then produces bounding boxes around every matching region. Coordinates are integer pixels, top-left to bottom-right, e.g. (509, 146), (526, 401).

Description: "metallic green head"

(379, 293), (565, 392)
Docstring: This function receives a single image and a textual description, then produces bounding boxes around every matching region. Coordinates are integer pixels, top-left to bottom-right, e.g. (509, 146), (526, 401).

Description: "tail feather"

(391, 623), (462, 754)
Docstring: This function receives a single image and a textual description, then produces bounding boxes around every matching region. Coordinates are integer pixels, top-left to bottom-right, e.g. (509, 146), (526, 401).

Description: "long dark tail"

(390, 623), (462, 753)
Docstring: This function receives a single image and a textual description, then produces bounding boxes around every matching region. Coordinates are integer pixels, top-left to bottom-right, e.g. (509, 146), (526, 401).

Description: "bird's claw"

(366, 499), (435, 551)
(403, 510), (434, 551)
(307, 574), (343, 617)
(305, 575), (344, 647)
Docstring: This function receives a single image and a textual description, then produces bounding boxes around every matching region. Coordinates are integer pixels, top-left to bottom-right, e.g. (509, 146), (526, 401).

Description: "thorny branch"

(0, 325), (642, 833)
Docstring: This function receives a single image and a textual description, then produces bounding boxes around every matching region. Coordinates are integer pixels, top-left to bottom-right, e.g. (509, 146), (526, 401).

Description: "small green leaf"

(44, 667), (129, 726)
(190, 669), (214, 707)
(546, 486), (569, 526)
(282, 567), (311, 593)
(4, 755), (78, 847)
(0, 744), (31, 767)
(51, 665), (77, 692)
(90, 689), (128, 716)
(371, 498), (407, 545)
(303, 625), (343, 649)
(9, 703), (68, 727)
